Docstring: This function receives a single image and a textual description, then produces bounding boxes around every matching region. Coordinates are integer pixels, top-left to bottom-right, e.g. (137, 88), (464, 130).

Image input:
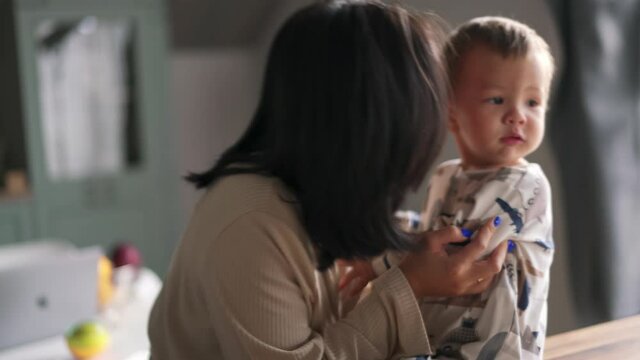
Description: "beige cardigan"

(148, 174), (431, 359)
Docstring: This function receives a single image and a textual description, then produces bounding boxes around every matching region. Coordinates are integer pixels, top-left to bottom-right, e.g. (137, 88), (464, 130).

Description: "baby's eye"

(487, 97), (504, 105)
(527, 99), (540, 107)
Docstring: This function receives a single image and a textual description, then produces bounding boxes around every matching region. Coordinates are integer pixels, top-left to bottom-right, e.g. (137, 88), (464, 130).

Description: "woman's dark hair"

(187, 0), (447, 270)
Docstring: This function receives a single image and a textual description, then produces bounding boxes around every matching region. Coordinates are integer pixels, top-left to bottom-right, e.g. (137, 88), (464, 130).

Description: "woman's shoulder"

(180, 173), (312, 272)
(210, 172), (296, 202)
(197, 173), (300, 229)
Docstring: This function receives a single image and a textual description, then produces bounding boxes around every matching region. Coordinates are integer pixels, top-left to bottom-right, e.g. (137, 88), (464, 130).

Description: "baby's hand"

(337, 259), (376, 297)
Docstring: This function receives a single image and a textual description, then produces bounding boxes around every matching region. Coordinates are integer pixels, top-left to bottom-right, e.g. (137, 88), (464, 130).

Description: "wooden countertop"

(545, 314), (640, 359)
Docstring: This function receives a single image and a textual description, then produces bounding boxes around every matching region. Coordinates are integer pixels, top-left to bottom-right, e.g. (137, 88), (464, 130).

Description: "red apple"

(110, 243), (142, 269)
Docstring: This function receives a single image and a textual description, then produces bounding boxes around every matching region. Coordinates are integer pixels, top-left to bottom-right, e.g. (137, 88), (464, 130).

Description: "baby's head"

(444, 16), (555, 170)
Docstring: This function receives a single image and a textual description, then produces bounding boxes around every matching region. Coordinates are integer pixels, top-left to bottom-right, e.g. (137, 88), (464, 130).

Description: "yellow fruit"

(65, 321), (110, 359)
(97, 256), (114, 308)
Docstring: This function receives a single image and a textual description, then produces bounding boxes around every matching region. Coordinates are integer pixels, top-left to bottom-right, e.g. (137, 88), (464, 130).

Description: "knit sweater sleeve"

(205, 211), (431, 360)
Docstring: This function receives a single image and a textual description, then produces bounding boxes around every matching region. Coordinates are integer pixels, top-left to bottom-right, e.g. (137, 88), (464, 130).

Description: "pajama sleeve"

(452, 168), (555, 359)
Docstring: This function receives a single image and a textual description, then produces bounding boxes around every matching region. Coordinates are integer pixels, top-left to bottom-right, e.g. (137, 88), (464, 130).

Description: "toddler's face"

(449, 44), (551, 170)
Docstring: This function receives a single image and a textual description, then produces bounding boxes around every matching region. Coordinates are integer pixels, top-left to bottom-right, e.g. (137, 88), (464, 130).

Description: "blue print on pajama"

(518, 278), (530, 311)
(534, 239), (554, 250)
(495, 197), (524, 233)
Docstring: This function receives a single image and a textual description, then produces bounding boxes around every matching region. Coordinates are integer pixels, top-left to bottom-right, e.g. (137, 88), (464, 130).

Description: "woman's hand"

(399, 217), (507, 298)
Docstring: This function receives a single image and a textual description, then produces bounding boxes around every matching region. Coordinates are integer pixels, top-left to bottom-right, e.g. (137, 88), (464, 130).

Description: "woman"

(148, 1), (507, 359)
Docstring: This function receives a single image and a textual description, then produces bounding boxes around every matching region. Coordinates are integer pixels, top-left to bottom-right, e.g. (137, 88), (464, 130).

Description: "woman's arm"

(207, 212), (506, 359)
(206, 211), (429, 359)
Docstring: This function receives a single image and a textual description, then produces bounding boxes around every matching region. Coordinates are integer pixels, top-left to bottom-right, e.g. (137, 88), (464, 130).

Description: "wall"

(169, 1), (313, 227)
(171, 49), (261, 225)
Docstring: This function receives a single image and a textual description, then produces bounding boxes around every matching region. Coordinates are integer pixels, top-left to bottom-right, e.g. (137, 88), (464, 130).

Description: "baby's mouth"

(500, 134), (525, 145)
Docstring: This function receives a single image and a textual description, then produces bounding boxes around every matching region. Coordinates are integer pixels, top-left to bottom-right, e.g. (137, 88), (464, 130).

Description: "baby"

(345, 16), (556, 359)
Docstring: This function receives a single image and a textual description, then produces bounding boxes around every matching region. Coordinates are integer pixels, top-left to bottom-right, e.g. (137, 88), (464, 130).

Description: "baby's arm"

(502, 178), (554, 358)
(339, 210), (423, 297)
(370, 210), (422, 275)
(458, 170), (554, 359)
(338, 160), (450, 301)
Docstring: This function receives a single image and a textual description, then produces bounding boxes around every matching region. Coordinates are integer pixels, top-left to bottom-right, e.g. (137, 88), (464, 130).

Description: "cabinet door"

(14, 0), (178, 273)
(0, 201), (33, 246)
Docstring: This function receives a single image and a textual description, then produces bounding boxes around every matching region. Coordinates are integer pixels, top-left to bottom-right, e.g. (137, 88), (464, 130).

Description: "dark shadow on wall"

(546, 0), (640, 326)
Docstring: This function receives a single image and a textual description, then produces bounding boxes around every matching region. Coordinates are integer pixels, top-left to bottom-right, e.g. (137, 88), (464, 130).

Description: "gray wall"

(170, 0), (578, 335)
(170, 1), (312, 225)
(171, 49), (261, 222)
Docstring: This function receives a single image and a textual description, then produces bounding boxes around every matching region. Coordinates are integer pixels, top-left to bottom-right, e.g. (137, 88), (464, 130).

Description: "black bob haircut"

(187, 0), (448, 270)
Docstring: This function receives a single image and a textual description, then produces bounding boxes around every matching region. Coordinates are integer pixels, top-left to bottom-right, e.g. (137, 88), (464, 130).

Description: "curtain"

(546, 0), (640, 326)
(37, 18), (132, 181)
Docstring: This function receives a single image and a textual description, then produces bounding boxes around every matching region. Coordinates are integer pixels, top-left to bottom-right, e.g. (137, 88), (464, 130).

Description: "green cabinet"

(0, 200), (33, 245)
(0, 0), (178, 274)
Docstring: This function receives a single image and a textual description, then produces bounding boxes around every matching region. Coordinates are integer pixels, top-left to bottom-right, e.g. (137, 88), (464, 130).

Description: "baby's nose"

(504, 108), (526, 124)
